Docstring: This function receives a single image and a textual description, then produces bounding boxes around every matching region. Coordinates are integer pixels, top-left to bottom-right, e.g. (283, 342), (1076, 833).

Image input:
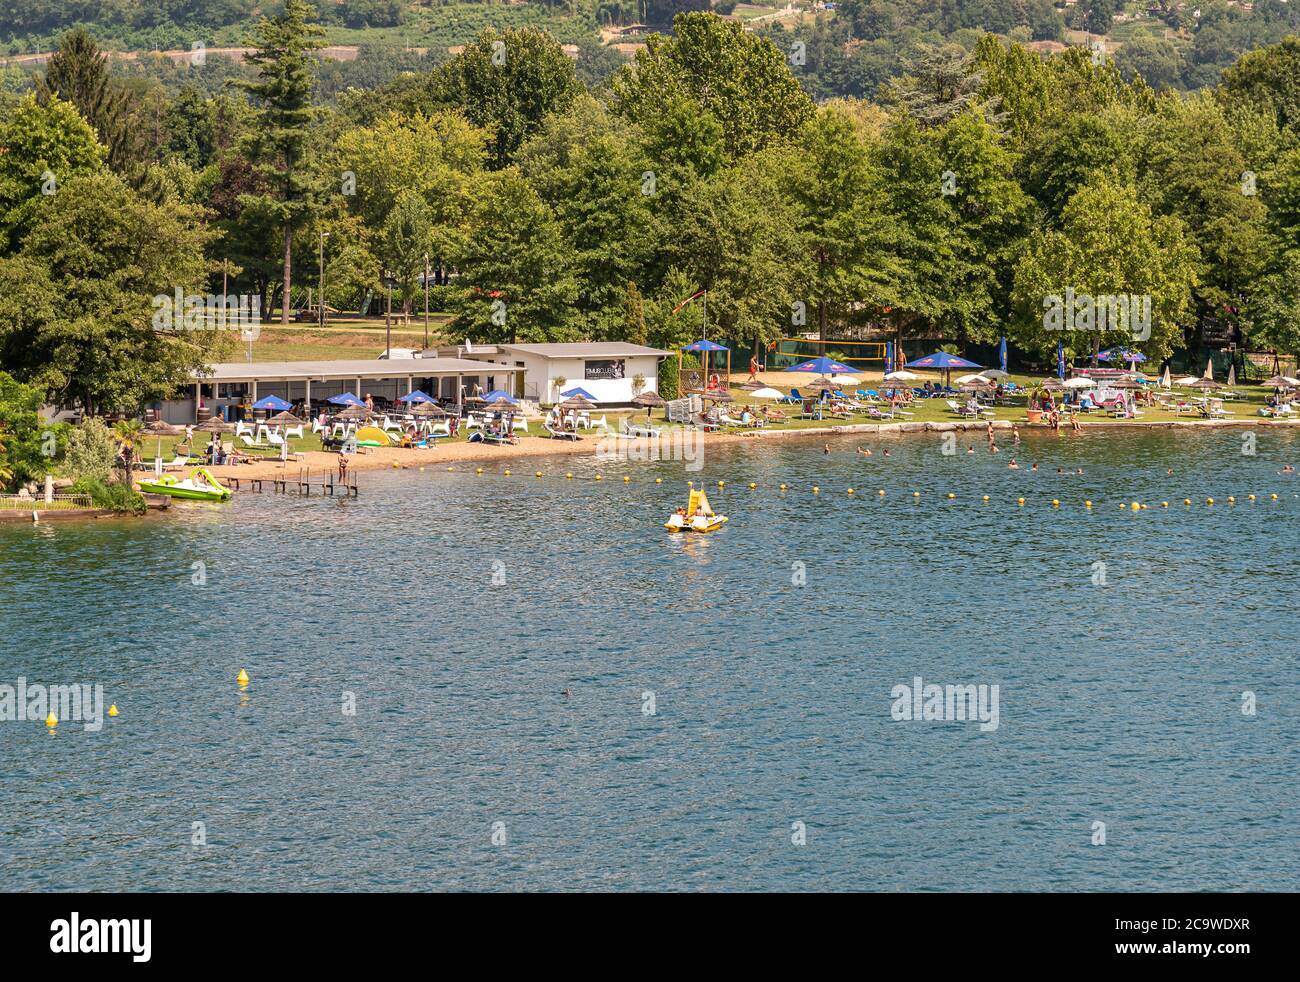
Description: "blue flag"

(1057, 342), (1066, 380)
(885, 341), (894, 375)
(999, 337), (1008, 374)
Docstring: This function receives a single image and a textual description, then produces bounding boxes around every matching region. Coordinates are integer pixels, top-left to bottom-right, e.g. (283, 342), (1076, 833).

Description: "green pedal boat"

(137, 468), (233, 502)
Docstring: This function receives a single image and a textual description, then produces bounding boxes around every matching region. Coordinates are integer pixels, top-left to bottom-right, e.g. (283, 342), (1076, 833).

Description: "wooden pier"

(225, 468), (359, 497)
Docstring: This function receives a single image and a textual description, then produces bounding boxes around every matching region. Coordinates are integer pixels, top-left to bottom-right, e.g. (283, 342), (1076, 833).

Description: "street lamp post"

(424, 252), (430, 351)
(384, 269), (392, 359)
(318, 231), (330, 330)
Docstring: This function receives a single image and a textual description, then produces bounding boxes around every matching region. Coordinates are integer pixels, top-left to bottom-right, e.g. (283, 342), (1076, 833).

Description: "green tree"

(449, 168), (579, 344)
(427, 27), (584, 169)
(37, 28), (141, 171)
(1010, 176), (1200, 363)
(0, 371), (52, 490)
(378, 189), (433, 319)
(3, 170), (216, 413)
(789, 104), (904, 338)
(0, 93), (105, 248)
(232, 0), (325, 325)
(612, 12), (814, 161)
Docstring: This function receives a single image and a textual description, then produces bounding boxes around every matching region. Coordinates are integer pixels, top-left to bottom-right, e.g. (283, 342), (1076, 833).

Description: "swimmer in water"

(966, 446), (975, 455)
(1031, 463), (1039, 471)
(883, 449), (891, 458)
(823, 444), (831, 455)
(1008, 459), (1020, 469)
(858, 447), (872, 456)
(1281, 464), (1295, 474)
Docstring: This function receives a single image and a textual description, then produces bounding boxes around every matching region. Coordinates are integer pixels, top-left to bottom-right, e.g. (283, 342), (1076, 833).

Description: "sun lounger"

(622, 418), (662, 438)
(543, 422), (580, 440)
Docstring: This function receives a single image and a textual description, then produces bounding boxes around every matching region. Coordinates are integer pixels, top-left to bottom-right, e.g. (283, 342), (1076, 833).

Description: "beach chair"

(150, 454), (192, 472)
(512, 416), (529, 434)
(790, 389), (806, 402)
(622, 418), (662, 438)
(543, 421), (580, 440)
(588, 415), (610, 434)
(866, 406), (894, 420)
(284, 424), (304, 440)
(381, 415), (403, 433)
(235, 421), (254, 439)
(464, 413), (483, 432)
(946, 399), (980, 419)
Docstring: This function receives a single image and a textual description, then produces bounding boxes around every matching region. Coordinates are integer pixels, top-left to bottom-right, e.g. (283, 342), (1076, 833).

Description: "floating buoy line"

(403, 463), (1292, 512)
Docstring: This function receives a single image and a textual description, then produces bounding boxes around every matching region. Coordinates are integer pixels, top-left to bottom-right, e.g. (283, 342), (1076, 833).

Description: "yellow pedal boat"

(664, 489), (728, 533)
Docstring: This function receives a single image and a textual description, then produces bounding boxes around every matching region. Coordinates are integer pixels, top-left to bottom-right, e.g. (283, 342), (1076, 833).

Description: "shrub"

(64, 418), (118, 482)
(70, 477), (146, 515)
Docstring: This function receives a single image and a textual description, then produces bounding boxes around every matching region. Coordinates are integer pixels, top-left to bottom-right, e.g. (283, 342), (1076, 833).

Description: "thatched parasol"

(486, 397), (518, 411)
(411, 402), (447, 417)
(558, 394), (597, 413)
(335, 404), (371, 421)
(1187, 378), (1220, 390)
(194, 415), (233, 433)
(146, 418), (181, 435)
(267, 411), (304, 425)
(632, 390), (666, 418)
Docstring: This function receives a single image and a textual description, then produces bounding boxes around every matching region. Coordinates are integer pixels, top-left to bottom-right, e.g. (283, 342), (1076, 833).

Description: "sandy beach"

(197, 413), (1300, 484)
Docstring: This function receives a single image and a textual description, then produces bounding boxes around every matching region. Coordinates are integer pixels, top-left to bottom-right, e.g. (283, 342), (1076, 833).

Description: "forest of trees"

(2, 3), (1300, 424)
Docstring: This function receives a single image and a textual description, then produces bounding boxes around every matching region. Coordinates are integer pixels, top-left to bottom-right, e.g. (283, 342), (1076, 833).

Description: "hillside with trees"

(2, 3), (1300, 424)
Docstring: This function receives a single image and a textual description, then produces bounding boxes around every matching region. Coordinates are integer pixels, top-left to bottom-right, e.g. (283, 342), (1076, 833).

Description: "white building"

(159, 356), (522, 423)
(441, 342), (671, 404)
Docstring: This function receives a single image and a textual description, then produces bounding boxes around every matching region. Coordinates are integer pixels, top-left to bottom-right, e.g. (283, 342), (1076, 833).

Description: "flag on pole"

(999, 337), (1008, 374)
(1057, 341), (1066, 380)
(672, 289), (706, 315)
(885, 341), (894, 376)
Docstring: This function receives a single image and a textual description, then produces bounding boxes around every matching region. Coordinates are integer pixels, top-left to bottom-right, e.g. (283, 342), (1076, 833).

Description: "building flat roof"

(194, 357), (519, 381)
(499, 342), (672, 358)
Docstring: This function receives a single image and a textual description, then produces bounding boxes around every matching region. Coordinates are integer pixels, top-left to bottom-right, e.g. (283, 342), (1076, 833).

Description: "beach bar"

(161, 357), (523, 423)
(440, 342), (671, 405)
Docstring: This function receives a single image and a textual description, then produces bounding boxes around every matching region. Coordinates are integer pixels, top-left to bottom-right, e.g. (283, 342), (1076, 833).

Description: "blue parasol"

(328, 392), (363, 406)
(251, 395), (291, 411)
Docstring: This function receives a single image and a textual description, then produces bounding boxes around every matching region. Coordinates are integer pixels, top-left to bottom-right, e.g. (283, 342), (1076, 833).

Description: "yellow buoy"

(419, 467), (425, 473)
(237, 669), (250, 686)
(1206, 497), (1214, 505)
(812, 486), (820, 494)
(1119, 503), (1127, 510)
(779, 484), (787, 491)
(1184, 499), (1191, 506)
(717, 481), (725, 488)
(45, 712), (57, 728)
(1085, 500), (1092, 508)
(566, 472), (573, 479)
(654, 478), (662, 484)
(391, 461), (399, 469)
(880, 489), (887, 497)
(595, 474), (603, 481)
(846, 488), (855, 495)
(911, 491), (919, 497)
(1160, 501), (1168, 508)
(476, 467), (483, 474)
(749, 483), (756, 490)
(1271, 493), (1278, 500)
(1131, 501), (1140, 511)
(446, 466), (453, 472)
(536, 471), (543, 478)
(1017, 497), (1025, 506)
(624, 475), (631, 483)
(982, 495), (989, 502)
(1248, 494), (1256, 501)
(1227, 496), (1235, 504)
(503, 469), (511, 476)
(1052, 499), (1060, 507)
(108, 705), (119, 718)
(947, 492), (955, 499)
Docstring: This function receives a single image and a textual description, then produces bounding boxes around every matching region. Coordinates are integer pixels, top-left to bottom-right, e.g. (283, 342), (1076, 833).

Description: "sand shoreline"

(190, 415), (1300, 485)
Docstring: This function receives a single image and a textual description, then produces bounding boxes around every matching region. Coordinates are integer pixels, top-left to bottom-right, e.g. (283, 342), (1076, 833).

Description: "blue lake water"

(2, 427), (1298, 891)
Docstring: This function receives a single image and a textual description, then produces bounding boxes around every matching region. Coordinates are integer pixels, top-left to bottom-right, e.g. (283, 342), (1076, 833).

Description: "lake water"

(2, 427), (1298, 891)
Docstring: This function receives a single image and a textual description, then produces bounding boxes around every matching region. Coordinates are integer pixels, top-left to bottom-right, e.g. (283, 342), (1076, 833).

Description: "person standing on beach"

(338, 450), (350, 483)
(748, 355), (759, 382)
